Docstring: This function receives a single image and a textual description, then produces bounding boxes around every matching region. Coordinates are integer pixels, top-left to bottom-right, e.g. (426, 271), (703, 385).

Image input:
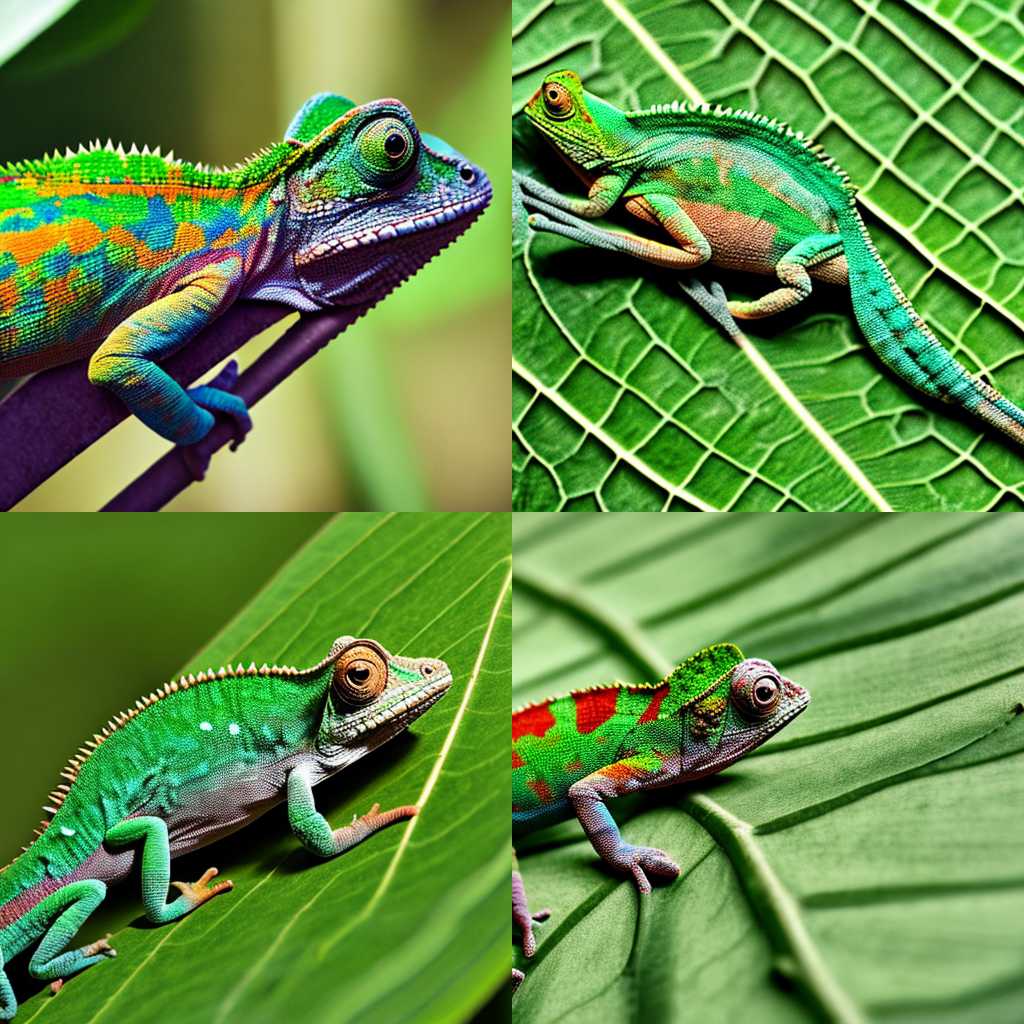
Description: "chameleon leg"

(19, 880), (115, 987)
(0, 947), (17, 1020)
(513, 170), (627, 219)
(727, 233), (843, 319)
(87, 255), (250, 446)
(512, 848), (549, 958)
(286, 764), (416, 857)
(567, 754), (681, 895)
(105, 817), (233, 924)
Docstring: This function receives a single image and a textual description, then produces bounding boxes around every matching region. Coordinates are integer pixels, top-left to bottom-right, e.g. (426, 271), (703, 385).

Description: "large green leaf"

(10, 512), (510, 1024)
(512, 0), (1024, 511)
(512, 513), (1024, 1023)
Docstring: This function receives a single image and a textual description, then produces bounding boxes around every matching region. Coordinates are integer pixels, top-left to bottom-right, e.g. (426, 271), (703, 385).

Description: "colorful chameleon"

(0, 93), (490, 449)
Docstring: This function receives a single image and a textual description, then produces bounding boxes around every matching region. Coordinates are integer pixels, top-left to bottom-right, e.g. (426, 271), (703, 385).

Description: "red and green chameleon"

(512, 643), (809, 989)
(0, 93), (489, 449)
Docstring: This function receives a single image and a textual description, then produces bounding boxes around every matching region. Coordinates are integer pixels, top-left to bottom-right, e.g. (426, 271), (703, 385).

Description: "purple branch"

(102, 306), (362, 511)
(0, 302), (293, 511)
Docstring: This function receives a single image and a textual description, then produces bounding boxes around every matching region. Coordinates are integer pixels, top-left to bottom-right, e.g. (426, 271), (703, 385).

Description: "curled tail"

(838, 204), (1024, 446)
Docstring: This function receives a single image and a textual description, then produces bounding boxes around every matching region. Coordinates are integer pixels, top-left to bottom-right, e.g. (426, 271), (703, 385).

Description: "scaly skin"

(0, 92), (490, 446)
(511, 643), (809, 988)
(519, 70), (1024, 447)
(0, 636), (452, 1020)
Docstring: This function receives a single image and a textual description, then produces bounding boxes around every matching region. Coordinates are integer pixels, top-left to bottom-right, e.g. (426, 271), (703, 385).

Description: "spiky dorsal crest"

(624, 99), (856, 195)
(0, 653), (340, 873)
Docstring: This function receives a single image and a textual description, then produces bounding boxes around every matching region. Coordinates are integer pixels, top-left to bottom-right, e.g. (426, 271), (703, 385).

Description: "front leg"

(87, 254), (251, 446)
(105, 817), (232, 924)
(567, 754), (681, 894)
(286, 763), (416, 858)
(514, 170), (627, 219)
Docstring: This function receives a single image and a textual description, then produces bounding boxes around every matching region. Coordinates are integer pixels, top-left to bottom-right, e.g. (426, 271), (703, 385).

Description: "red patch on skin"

(528, 779), (554, 803)
(512, 702), (555, 742)
(512, 750), (524, 769)
(573, 689), (618, 734)
(636, 684), (669, 724)
(566, 759), (583, 772)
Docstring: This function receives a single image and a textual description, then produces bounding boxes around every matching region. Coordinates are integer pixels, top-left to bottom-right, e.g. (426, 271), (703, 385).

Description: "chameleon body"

(0, 635), (451, 1019)
(511, 643), (808, 988)
(0, 93), (490, 446)
(518, 70), (1024, 447)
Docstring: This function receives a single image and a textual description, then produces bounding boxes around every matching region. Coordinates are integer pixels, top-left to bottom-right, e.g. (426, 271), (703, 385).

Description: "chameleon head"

(315, 635), (452, 766)
(284, 95), (492, 307)
(680, 658), (809, 777)
(524, 69), (627, 168)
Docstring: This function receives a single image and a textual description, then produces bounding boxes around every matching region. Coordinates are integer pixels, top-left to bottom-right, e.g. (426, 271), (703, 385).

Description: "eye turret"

(732, 672), (781, 719)
(542, 81), (573, 120)
(333, 640), (388, 705)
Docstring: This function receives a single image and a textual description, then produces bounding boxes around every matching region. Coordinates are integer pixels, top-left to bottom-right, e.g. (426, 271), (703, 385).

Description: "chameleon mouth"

(339, 674), (452, 742)
(295, 186), (492, 266)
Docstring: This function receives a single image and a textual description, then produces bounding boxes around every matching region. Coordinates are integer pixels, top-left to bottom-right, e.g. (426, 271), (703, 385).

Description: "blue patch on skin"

(139, 195), (176, 250)
(205, 207), (241, 243)
(42, 246), (71, 280)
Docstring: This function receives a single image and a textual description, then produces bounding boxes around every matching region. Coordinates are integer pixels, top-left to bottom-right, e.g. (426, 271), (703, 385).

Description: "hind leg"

(728, 234), (843, 319)
(23, 880), (115, 989)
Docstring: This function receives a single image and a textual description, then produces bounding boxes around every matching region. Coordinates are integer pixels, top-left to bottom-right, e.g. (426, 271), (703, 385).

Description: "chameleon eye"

(543, 82), (573, 119)
(731, 671), (781, 719)
(333, 641), (388, 705)
(355, 116), (416, 180)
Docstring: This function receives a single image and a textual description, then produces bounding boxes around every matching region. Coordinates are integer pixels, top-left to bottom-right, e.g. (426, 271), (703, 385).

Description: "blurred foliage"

(512, 514), (1024, 1023)
(2, 0), (509, 511)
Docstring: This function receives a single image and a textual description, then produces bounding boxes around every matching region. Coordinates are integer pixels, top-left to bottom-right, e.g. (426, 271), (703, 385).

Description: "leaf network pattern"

(512, 0), (1024, 511)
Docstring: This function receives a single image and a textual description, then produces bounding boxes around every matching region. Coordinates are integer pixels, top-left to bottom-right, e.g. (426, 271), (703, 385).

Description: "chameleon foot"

(351, 802), (418, 830)
(187, 360), (252, 451)
(610, 845), (680, 895)
(171, 867), (233, 909)
(514, 906), (550, 958)
(512, 968), (525, 992)
(679, 278), (746, 340)
(82, 934), (116, 958)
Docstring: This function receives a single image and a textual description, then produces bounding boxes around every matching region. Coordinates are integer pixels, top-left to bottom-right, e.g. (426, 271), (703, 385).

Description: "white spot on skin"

(200, 722), (213, 732)
(60, 826), (76, 837)
(228, 723), (240, 736)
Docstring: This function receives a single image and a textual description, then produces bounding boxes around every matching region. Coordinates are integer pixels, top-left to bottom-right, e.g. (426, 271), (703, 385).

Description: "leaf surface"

(512, 513), (1024, 1023)
(15, 512), (510, 1024)
(512, 0), (1024, 510)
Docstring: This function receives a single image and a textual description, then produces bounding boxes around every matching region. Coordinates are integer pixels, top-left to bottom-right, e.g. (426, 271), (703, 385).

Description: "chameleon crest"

(0, 92), (490, 448)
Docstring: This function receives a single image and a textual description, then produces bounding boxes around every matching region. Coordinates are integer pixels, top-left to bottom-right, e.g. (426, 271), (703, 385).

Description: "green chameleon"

(0, 635), (451, 1019)
(511, 643), (808, 989)
(516, 70), (1024, 447)
(0, 93), (490, 449)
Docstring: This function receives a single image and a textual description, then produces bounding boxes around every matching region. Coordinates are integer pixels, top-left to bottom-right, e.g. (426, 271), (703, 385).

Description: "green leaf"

(512, 0), (1024, 511)
(14, 512), (510, 1024)
(512, 513), (1024, 1023)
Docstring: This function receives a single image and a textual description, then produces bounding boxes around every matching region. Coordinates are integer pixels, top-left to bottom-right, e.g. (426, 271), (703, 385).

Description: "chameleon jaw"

(294, 189), (491, 266)
(336, 674), (452, 744)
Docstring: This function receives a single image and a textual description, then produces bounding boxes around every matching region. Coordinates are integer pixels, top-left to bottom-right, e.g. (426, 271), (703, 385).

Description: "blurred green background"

(0, 513), (328, 860)
(1, 0), (510, 511)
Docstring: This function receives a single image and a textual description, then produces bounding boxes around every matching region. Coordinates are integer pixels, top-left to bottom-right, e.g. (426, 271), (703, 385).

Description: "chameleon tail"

(838, 203), (1024, 447)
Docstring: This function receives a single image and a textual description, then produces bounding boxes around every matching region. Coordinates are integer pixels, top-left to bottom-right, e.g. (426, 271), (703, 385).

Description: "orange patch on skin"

(212, 227), (240, 248)
(528, 779), (554, 804)
(601, 760), (648, 784)
(512, 750), (524, 769)
(0, 278), (18, 315)
(174, 222), (205, 252)
(0, 219), (102, 266)
(42, 267), (84, 317)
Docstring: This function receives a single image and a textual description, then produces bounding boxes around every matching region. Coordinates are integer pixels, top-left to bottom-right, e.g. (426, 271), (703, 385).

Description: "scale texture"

(0, 93), (490, 445)
(0, 636), (451, 1020)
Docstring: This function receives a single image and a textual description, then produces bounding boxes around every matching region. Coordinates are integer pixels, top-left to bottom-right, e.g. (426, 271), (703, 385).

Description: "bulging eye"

(421, 663), (434, 677)
(732, 672), (781, 718)
(543, 82), (573, 119)
(356, 117), (416, 178)
(333, 641), (388, 705)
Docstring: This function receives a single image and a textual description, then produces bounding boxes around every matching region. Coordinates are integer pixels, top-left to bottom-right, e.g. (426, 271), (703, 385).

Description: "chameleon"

(0, 92), (490, 451)
(0, 634), (452, 1019)
(511, 642), (808, 989)
(516, 70), (1024, 447)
